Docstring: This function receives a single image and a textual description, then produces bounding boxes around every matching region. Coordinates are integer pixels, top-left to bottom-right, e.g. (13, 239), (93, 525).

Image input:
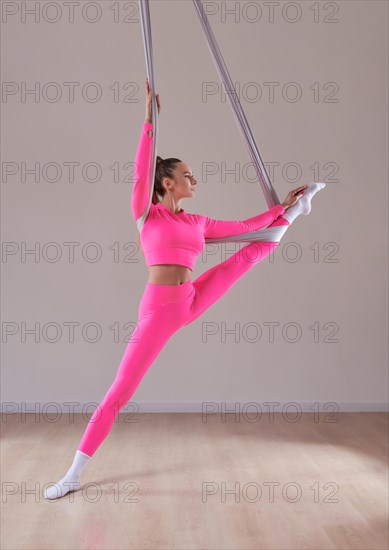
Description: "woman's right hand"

(145, 78), (161, 123)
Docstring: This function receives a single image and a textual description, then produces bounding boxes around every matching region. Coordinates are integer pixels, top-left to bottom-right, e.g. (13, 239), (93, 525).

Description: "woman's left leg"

(43, 282), (193, 499)
(186, 215), (290, 325)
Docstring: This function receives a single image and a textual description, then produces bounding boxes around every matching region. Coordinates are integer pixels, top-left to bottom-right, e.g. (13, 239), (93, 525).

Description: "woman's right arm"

(131, 79), (160, 223)
(131, 120), (154, 222)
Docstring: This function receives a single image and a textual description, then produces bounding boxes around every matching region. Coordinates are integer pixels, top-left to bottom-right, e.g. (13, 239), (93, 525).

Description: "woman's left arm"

(200, 204), (286, 239)
(199, 184), (308, 238)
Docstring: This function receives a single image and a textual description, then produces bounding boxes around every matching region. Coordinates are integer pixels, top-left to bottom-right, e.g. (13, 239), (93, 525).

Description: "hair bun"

(156, 156), (164, 165)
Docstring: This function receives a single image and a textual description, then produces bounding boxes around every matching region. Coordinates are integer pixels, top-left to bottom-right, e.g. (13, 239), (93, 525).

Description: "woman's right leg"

(186, 215), (290, 325)
(185, 180), (327, 325)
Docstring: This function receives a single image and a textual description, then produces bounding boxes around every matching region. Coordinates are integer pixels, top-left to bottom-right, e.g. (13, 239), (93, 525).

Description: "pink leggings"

(78, 216), (289, 456)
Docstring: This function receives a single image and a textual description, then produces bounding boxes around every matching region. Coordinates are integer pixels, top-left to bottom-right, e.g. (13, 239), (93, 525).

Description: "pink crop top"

(132, 122), (285, 271)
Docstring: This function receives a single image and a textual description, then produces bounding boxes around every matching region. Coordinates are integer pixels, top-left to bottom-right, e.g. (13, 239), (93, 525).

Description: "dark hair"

(152, 155), (182, 203)
(138, 155), (182, 255)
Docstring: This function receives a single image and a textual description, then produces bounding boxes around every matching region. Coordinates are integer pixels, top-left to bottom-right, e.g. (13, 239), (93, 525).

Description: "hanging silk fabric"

(138, 0), (286, 244)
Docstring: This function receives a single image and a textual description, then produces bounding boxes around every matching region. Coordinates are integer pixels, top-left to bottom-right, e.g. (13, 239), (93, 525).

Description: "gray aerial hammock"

(138, 0), (286, 244)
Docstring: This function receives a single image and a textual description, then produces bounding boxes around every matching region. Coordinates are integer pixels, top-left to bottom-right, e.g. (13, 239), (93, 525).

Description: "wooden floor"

(1, 412), (388, 549)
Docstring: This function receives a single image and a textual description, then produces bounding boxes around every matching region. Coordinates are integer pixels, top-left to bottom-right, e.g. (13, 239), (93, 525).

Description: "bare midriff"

(148, 264), (192, 285)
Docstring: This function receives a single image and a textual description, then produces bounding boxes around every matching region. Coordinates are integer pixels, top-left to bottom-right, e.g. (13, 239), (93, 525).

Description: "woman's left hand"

(281, 184), (308, 210)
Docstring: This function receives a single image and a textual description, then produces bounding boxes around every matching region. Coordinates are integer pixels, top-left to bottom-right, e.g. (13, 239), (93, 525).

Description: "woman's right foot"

(283, 181), (326, 224)
(297, 181), (326, 215)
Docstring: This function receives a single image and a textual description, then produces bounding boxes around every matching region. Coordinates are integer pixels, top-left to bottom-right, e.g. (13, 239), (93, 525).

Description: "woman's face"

(164, 162), (197, 199)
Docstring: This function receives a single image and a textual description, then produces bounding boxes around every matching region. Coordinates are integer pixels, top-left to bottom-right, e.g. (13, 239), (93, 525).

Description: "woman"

(44, 78), (325, 499)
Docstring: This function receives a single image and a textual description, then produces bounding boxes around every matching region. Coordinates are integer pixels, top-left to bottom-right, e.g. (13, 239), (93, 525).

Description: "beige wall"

(2, 0), (388, 412)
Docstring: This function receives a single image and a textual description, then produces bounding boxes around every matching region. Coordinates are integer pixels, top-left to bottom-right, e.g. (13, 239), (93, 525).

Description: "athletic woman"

(44, 79), (325, 499)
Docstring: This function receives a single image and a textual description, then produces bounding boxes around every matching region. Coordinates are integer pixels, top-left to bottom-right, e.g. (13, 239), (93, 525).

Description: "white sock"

(44, 450), (91, 500)
(283, 181), (326, 224)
